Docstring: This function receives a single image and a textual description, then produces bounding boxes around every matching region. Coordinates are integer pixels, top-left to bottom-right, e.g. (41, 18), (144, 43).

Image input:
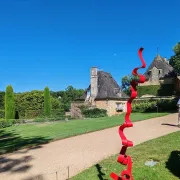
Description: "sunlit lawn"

(0, 112), (168, 154)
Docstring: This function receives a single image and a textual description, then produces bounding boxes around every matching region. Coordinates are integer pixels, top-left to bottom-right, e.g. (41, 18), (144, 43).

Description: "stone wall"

(95, 100), (127, 116)
(71, 100), (128, 118)
(139, 77), (174, 86)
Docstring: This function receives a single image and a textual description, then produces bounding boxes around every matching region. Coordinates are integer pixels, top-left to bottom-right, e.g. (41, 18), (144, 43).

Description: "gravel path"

(0, 113), (179, 180)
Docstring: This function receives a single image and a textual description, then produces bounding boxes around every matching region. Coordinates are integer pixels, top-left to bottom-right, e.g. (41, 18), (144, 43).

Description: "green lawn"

(71, 131), (180, 180)
(0, 112), (168, 154)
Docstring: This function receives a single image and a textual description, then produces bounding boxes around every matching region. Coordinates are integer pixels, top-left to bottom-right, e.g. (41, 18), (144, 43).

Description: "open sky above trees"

(0, 0), (180, 92)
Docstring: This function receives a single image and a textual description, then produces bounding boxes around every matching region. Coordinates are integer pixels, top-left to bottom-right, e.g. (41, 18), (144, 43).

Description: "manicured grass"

(0, 112), (168, 154)
(71, 131), (180, 180)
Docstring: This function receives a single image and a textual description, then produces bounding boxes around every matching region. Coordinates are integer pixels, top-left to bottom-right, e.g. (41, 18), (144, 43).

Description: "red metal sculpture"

(110, 47), (146, 180)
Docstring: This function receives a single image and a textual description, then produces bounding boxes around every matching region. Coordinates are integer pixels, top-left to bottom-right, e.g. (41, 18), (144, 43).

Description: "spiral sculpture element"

(110, 47), (146, 180)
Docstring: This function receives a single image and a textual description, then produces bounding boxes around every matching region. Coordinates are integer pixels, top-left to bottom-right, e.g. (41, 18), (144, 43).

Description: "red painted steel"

(110, 47), (146, 180)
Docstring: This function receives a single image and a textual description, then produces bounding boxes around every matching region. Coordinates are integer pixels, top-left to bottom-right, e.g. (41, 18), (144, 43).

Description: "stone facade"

(95, 100), (127, 116)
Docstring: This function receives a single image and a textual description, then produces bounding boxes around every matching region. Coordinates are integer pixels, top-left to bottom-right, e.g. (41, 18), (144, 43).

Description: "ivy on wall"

(137, 84), (174, 97)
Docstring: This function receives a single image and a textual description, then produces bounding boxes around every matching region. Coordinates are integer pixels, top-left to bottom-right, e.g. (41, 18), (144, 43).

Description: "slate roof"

(144, 54), (176, 80)
(79, 71), (128, 101)
(95, 71), (128, 99)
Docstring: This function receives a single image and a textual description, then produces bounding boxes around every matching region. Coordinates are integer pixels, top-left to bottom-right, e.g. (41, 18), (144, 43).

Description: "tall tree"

(44, 87), (51, 117)
(5, 85), (15, 120)
(121, 75), (140, 96)
(169, 42), (180, 74)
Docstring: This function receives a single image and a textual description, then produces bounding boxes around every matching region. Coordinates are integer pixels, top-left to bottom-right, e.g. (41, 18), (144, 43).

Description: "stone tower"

(90, 67), (98, 104)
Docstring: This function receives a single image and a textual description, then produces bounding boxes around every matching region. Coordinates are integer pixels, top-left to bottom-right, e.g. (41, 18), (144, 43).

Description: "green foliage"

(121, 75), (140, 96)
(82, 108), (107, 118)
(15, 90), (44, 118)
(137, 85), (160, 97)
(132, 99), (177, 112)
(51, 86), (85, 112)
(169, 42), (180, 74)
(0, 119), (15, 128)
(5, 85), (15, 120)
(0, 92), (5, 110)
(0, 119), (25, 128)
(25, 110), (43, 119)
(0, 110), (5, 119)
(15, 90), (60, 118)
(34, 116), (67, 122)
(137, 85), (174, 97)
(44, 87), (51, 117)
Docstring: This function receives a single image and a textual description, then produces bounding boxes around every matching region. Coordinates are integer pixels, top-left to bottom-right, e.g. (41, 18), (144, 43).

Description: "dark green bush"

(5, 85), (15, 120)
(137, 85), (174, 97)
(34, 115), (70, 122)
(0, 119), (15, 128)
(132, 99), (177, 112)
(0, 109), (5, 119)
(0, 119), (25, 128)
(51, 108), (65, 116)
(44, 87), (51, 117)
(25, 110), (43, 119)
(82, 108), (107, 118)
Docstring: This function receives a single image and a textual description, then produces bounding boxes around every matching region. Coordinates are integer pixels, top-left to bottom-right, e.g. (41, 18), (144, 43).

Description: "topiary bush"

(132, 99), (177, 112)
(82, 108), (107, 118)
(44, 87), (51, 117)
(5, 85), (15, 120)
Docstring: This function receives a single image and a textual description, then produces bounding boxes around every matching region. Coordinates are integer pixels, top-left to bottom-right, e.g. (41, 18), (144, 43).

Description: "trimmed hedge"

(34, 115), (72, 122)
(137, 84), (174, 97)
(44, 87), (51, 117)
(25, 108), (65, 119)
(82, 108), (107, 118)
(5, 85), (15, 120)
(0, 119), (25, 128)
(0, 110), (5, 119)
(25, 110), (43, 119)
(132, 99), (177, 112)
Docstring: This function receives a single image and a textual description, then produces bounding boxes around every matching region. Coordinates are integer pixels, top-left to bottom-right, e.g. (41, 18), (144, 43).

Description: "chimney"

(90, 67), (98, 100)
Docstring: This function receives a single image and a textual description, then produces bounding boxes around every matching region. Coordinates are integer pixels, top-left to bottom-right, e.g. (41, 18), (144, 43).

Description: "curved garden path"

(0, 113), (179, 180)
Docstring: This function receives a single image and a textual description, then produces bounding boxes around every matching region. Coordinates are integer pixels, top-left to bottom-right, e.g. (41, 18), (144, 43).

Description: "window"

(116, 103), (123, 112)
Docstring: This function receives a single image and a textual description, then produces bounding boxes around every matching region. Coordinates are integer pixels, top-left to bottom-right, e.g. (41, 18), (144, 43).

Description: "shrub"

(25, 110), (43, 119)
(0, 109), (5, 119)
(82, 108), (107, 118)
(132, 99), (177, 112)
(0, 119), (15, 128)
(5, 85), (15, 120)
(34, 115), (68, 122)
(44, 87), (51, 117)
(137, 85), (174, 97)
(15, 91), (61, 118)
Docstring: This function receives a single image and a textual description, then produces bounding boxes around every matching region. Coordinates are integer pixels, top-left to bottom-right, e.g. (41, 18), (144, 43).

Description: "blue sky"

(0, 0), (179, 92)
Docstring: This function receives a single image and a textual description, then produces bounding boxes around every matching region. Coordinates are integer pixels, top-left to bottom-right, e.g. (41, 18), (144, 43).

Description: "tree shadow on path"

(0, 128), (52, 174)
(166, 150), (180, 178)
(0, 129), (52, 155)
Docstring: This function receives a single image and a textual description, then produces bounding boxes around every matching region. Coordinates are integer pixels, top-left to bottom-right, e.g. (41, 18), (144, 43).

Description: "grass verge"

(71, 131), (180, 180)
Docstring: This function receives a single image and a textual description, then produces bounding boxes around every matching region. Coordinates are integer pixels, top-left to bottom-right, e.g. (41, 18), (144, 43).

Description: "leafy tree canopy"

(169, 42), (180, 74)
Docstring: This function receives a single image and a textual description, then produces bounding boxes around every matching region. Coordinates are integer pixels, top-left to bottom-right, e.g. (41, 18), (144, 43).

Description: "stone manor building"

(71, 67), (128, 117)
